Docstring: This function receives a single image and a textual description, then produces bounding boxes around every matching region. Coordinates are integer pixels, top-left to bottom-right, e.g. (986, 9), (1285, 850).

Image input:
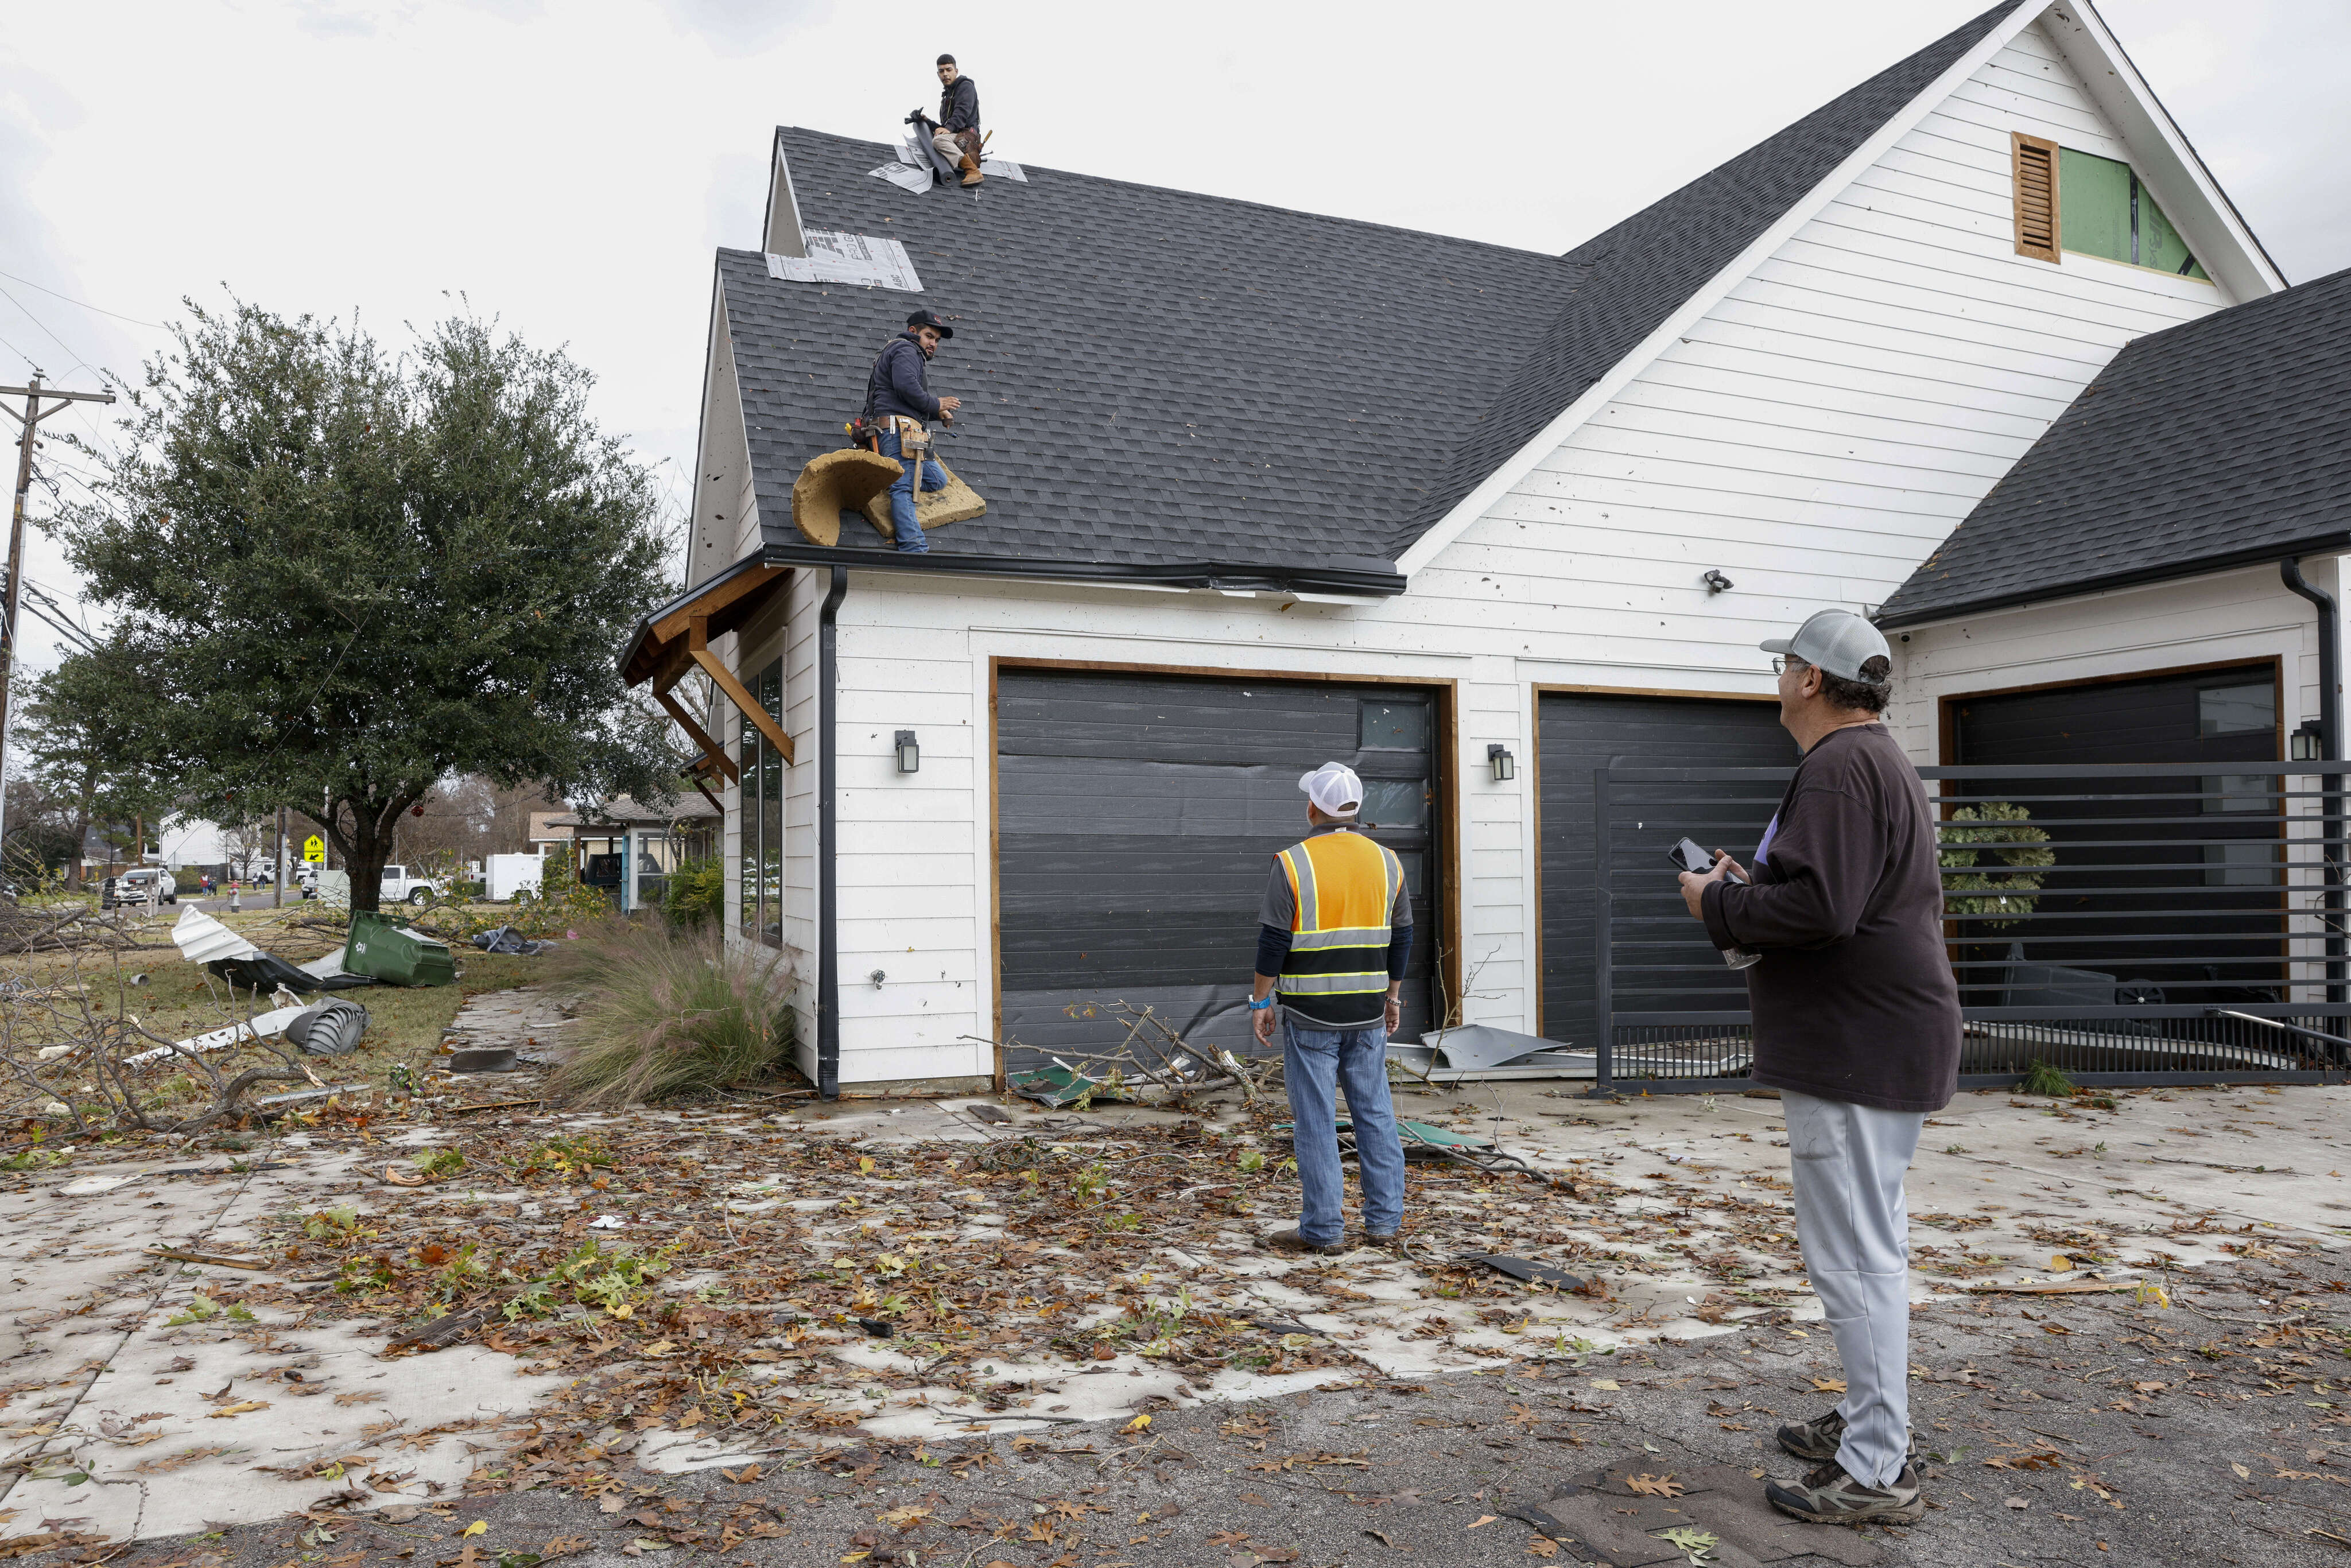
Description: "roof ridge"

(771, 125), (1576, 265)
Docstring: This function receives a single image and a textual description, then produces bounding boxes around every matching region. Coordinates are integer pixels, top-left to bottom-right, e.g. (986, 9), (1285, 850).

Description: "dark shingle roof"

(726, 146), (1581, 572)
(730, 3), (2016, 575)
(1877, 266), (2351, 628)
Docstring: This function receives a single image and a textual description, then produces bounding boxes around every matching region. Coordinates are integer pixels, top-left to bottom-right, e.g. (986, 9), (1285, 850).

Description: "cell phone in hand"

(1667, 836), (1747, 883)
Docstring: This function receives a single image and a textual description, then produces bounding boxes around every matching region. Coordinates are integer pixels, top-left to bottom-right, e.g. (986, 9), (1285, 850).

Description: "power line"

(0, 269), (166, 331)
(0, 285), (100, 388)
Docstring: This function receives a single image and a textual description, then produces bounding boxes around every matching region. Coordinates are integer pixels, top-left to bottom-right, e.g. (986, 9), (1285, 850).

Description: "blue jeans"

(1283, 1016), (1406, 1245)
(879, 429), (945, 554)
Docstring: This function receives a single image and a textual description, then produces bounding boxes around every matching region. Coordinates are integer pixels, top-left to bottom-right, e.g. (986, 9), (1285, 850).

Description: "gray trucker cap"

(1761, 608), (1891, 684)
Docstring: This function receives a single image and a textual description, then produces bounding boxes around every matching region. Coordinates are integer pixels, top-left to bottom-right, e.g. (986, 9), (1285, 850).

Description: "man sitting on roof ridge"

(932, 55), (983, 188)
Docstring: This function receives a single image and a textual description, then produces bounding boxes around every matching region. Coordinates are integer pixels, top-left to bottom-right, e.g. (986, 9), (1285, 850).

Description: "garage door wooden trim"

(1530, 681), (1780, 1041)
(990, 656), (1460, 1084)
(1934, 655), (2284, 766)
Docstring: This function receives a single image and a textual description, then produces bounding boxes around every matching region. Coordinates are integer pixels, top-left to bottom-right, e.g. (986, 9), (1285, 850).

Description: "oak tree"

(48, 301), (676, 912)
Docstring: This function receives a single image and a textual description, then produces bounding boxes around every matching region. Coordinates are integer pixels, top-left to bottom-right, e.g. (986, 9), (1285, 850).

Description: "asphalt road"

(88, 1245), (2351, 1568)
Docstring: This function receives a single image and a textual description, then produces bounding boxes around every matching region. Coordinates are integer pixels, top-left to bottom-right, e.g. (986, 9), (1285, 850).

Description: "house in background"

(527, 810), (580, 863)
(622, 0), (2302, 1097)
(544, 797), (720, 913)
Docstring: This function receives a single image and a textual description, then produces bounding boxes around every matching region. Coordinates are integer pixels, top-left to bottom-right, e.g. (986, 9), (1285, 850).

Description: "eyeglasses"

(1771, 657), (1810, 676)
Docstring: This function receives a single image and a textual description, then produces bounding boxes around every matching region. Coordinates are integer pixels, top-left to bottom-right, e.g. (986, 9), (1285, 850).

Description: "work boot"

(1361, 1228), (1400, 1249)
(959, 154), (984, 187)
(1764, 1460), (1926, 1526)
(1776, 1408), (1917, 1463)
(1262, 1228), (1343, 1256)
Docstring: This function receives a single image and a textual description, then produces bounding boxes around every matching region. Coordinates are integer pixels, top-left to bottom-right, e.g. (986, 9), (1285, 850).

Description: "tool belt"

(847, 414), (929, 456)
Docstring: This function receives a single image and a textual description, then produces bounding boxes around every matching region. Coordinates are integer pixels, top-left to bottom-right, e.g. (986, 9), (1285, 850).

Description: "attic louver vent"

(2012, 132), (2060, 263)
(766, 231), (924, 292)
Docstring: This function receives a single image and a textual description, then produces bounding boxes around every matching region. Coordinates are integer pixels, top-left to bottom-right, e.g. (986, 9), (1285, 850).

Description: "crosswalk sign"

(303, 835), (325, 864)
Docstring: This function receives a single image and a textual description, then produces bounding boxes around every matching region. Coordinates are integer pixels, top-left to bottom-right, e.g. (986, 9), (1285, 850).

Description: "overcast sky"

(2, 0), (2345, 685)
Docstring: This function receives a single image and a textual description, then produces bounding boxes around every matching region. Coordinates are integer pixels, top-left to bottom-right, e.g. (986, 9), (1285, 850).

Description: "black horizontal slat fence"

(1589, 760), (2351, 1095)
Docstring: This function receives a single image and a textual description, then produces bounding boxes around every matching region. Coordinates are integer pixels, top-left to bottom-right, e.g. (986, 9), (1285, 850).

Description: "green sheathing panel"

(2139, 193), (2209, 280)
(2061, 146), (2208, 280)
(2061, 148), (2133, 265)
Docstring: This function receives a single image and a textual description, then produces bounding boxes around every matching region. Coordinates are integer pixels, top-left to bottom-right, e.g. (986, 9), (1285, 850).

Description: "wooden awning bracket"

(654, 682), (742, 785)
(690, 618), (794, 764)
(621, 562), (796, 793)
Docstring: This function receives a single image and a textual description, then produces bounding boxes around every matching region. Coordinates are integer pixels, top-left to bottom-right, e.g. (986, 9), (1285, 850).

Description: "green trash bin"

(344, 910), (457, 987)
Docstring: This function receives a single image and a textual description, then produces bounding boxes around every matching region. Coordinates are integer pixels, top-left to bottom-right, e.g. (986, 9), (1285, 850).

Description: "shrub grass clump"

(544, 921), (794, 1105)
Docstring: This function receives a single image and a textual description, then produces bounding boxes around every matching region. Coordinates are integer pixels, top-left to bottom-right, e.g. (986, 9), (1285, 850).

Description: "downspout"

(2280, 557), (2344, 1004)
(816, 565), (848, 1099)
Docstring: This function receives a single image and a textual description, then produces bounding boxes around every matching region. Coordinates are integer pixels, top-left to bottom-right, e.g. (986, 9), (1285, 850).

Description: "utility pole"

(274, 805), (286, 910)
(0, 378), (116, 861)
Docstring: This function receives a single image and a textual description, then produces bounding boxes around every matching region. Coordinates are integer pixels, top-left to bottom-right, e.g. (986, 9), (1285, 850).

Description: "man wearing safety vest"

(1249, 762), (1414, 1254)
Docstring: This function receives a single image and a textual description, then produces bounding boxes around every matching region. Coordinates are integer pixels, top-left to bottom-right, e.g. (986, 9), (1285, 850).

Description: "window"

(2197, 682), (2274, 737)
(1359, 699), (1429, 750)
(2014, 133), (2209, 280)
(738, 656), (786, 949)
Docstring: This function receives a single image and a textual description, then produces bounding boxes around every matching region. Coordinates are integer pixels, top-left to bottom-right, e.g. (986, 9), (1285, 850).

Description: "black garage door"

(996, 670), (1442, 1065)
(1539, 692), (1795, 1047)
(1949, 663), (2283, 1004)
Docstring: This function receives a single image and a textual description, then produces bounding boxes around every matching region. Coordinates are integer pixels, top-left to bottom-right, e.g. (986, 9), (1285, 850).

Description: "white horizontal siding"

(727, 17), (2265, 1084)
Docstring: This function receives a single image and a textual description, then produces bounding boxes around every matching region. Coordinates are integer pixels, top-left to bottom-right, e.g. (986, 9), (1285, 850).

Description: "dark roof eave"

(1875, 533), (2351, 631)
(615, 552), (778, 680)
(755, 539), (1409, 597)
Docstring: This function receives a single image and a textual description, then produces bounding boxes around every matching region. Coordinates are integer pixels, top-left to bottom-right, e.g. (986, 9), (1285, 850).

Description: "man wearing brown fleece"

(1677, 607), (1959, 1528)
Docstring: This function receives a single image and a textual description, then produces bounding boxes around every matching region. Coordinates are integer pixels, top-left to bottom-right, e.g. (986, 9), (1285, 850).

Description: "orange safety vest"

(1274, 828), (1403, 1027)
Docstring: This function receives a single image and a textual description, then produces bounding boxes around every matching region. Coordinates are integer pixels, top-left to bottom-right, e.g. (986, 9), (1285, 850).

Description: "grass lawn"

(2, 899), (550, 1123)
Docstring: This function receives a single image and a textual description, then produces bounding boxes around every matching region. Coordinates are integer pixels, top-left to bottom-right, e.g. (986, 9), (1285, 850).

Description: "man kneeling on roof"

(862, 309), (963, 555)
(933, 55), (983, 187)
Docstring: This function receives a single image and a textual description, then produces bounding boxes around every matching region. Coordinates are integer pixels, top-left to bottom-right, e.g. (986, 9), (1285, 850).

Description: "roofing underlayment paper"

(766, 231), (924, 292)
(868, 159), (932, 195)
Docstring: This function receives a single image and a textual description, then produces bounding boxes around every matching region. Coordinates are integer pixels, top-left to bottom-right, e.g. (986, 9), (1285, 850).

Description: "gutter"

(816, 565), (847, 1100)
(756, 539), (1406, 599)
(1875, 533), (2351, 632)
(2281, 557), (2344, 1004)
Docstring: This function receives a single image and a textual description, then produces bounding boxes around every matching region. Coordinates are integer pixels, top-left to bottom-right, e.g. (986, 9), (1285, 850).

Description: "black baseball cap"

(906, 309), (954, 340)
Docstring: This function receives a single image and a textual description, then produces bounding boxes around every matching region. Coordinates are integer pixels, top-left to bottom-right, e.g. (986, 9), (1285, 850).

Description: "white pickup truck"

(378, 865), (443, 906)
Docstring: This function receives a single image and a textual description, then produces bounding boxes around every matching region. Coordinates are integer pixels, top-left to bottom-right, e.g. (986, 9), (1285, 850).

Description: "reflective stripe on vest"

(1275, 829), (1400, 1023)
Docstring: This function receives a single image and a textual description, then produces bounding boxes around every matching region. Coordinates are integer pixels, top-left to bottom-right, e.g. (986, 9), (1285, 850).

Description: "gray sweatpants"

(1783, 1088), (1925, 1487)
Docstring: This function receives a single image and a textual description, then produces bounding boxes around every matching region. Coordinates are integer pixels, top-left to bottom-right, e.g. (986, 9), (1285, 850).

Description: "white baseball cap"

(1761, 608), (1891, 685)
(1298, 762), (1363, 817)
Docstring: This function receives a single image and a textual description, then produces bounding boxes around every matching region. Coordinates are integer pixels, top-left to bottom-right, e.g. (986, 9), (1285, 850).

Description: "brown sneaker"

(1776, 1407), (1917, 1463)
(1765, 1460), (1925, 1526)
(1261, 1228), (1343, 1256)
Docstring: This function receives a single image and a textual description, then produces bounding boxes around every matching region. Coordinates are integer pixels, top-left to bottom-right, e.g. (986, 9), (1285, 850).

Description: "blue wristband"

(1248, 995), (1275, 1011)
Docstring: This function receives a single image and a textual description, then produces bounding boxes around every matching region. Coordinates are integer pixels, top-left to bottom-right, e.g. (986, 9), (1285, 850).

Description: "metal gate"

(1590, 759), (2351, 1093)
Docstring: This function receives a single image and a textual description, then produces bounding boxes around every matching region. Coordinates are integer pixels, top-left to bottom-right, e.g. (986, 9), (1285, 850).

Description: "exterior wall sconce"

(1702, 569), (1735, 595)
(895, 729), (920, 773)
(2293, 720), (2325, 762)
(1488, 743), (1516, 782)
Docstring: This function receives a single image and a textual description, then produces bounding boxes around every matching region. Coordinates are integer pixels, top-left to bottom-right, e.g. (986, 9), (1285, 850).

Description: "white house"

(621, 0), (2315, 1097)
